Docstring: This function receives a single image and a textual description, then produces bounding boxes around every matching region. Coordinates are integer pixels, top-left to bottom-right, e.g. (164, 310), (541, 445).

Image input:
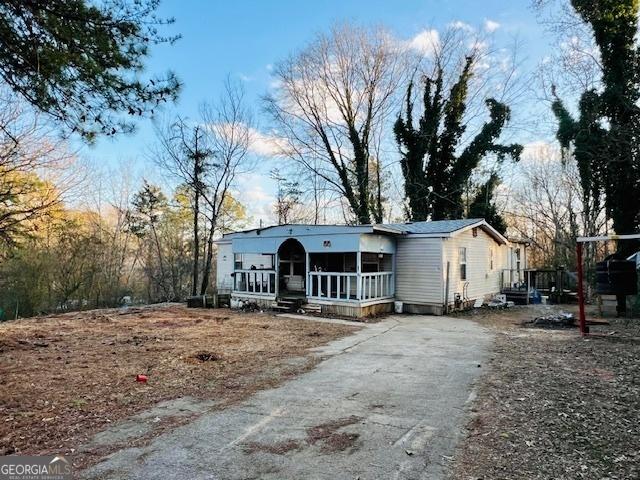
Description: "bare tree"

(270, 168), (303, 224)
(199, 79), (252, 294)
(153, 118), (211, 296)
(153, 78), (251, 295)
(264, 23), (407, 224)
(505, 145), (607, 270)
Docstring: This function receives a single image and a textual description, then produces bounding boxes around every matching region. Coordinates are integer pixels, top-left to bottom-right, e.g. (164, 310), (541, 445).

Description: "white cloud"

(448, 20), (474, 32)
(484, 19), (500, 33)
(268, 78), (282, 90)
(521, 141), (556, 162)
(469, 39), (489, 53)
(238, 73), (252, 82)
(266, 64), (273, 72)
(248, 128), (288, 157)
(405, 29), (440, 57)
(233, 173), (277, 226)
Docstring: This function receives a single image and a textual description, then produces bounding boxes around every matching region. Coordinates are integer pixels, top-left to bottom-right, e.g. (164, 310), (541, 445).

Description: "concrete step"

(302, 303), (322, 313)
(271, 305), (292, 311)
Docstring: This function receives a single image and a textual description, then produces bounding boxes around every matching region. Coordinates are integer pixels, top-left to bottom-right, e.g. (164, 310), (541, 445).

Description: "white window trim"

(459, 247), (467, 281)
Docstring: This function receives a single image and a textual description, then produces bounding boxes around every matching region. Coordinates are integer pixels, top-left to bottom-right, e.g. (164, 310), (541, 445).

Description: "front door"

(277, 238), (306, 294)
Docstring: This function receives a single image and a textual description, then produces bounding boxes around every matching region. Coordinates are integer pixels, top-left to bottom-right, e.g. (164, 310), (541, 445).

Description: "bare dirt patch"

(450, 305), (640, 480)
(242, 439), (302, 455)
(0, 304), (358, 467)
(239, 415), (363, 457)
(306, 415), (362, 453)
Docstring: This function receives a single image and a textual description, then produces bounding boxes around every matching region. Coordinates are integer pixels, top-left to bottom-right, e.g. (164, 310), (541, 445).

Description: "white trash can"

(394, 301), (403, 314)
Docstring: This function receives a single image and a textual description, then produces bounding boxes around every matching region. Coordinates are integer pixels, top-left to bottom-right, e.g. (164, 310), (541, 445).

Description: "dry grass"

(0, 304), (358, 465)
(451, 305), (640, 480)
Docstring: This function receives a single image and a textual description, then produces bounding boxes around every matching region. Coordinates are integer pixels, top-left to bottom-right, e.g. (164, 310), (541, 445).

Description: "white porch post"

(274, 253), (279, 298)
(305, 252), (310, 297)
(356, 251), (362, 300)
(392, 251), (397, 296)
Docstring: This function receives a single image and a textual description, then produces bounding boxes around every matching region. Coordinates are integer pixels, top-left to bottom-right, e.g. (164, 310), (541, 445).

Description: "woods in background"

(1, 0), (640, 318)
(0, 85), (249, 319)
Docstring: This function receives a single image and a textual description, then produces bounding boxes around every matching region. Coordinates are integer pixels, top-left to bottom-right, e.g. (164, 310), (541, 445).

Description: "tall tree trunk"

(150, 224), (169, 301)
(191, 189), (200, 296)
(200, 217), (216, 295)
(374, 159), (383, 223)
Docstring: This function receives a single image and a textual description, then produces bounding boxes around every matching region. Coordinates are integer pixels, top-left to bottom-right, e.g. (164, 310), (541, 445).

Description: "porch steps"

(301, 303), (322, 314)
(270, 298), (322, 314)
(270, 298), (300, 313)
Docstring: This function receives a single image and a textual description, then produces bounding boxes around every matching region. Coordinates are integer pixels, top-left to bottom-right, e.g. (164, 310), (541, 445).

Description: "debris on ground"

(525, 311), (575, 329)
(0, 304), (359, 468)
(473, 294), (516, 310)
(239, 301), (263, 313)
(488, 294), (508, 309)
(451, 305), (640, 480)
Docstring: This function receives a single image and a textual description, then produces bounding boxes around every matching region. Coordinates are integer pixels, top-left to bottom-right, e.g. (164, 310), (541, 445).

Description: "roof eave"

(453, 220), (508, 245)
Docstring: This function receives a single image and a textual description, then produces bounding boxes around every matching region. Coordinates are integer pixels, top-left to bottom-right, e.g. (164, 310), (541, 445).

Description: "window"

(459, 247), (467, 280)
(489, 247), (494, 270)
(361, 252), (380, 273)
(234, 253), (243, 270)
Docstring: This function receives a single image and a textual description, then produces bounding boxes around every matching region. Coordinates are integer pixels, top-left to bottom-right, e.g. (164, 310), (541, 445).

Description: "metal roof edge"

(451, 220), (508, 245)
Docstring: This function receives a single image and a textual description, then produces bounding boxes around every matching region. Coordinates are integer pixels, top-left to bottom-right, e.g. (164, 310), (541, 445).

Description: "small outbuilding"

(215, 219), (527, 317)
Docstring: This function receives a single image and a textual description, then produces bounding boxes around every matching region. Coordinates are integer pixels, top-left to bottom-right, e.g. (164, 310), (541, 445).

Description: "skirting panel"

(402, 303), (444, 316)
(320, 301), (393, 318)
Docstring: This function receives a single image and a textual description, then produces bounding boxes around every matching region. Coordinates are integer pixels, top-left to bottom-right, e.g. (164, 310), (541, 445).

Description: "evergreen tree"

(394, 56), (522, 221)
(468, 173), (507, 234)
(0, 0), (180, 140)
(551, 0), (640, 254)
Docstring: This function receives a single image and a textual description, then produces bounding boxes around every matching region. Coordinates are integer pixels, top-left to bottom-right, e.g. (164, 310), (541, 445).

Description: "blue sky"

(78, 0), (554, 222)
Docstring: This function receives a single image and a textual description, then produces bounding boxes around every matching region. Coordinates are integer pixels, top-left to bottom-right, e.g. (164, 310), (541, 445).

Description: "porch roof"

(219, 223), (402, 240)
(216, 218), (508, 246)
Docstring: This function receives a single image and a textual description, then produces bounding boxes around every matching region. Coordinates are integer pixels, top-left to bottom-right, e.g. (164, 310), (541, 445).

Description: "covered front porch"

(231, 233), (396, 308)
(306, 252), (394, 301)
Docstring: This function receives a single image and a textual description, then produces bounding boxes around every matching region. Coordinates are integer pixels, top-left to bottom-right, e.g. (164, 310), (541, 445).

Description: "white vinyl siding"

(216, 243), (234, 290)
(442, 228), (507, 303)
(395, 237), (444, 305)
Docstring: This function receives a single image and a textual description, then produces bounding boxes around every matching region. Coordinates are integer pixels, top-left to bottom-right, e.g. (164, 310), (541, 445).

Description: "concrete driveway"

(85, 315), (492, 480)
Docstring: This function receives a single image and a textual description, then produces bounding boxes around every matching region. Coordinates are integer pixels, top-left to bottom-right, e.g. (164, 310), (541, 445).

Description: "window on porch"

(232, 253), (276, 295)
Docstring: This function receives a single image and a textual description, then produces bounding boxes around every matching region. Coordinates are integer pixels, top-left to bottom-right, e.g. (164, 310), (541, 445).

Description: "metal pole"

(576, 242), (588, 336)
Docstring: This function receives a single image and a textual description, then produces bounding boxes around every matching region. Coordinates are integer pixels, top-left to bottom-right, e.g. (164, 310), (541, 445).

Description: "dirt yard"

(0, 304), (358, 467)
(451, 304), (640, 480)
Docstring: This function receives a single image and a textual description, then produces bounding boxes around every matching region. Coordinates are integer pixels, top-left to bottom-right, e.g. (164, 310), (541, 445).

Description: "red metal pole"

(576, 242), (588, 336)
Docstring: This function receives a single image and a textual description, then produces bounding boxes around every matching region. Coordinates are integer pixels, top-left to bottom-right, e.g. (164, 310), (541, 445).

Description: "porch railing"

(501, 268), (579, 300)
(500, 269), (527, 290)
(233, 269), (276, 295)
(308, 271), (393, 301)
